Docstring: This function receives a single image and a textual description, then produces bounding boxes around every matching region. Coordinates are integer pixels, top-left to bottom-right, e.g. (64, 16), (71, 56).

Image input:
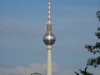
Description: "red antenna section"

(48, 0), (51, 24)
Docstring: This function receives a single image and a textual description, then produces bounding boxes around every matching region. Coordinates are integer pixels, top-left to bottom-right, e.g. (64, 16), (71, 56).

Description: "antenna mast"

(48, 0), (51, 24)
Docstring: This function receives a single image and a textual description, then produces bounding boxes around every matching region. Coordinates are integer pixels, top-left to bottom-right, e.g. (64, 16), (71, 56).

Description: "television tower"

(43, 0), (56, 75)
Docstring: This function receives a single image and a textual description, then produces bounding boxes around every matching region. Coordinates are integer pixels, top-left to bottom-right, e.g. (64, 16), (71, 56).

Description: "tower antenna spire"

(48, 0), (51, 24)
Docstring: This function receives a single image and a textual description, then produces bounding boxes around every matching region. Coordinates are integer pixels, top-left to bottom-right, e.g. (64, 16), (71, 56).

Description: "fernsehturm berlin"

(43, 0), (56, 75)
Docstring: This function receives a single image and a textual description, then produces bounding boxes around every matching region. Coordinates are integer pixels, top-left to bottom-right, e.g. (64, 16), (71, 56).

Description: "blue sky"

(0, 0), (100, 75)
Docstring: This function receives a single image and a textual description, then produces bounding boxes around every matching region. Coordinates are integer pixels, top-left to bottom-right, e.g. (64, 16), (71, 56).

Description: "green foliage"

(95, 27), (100, 39)
(96, 11), (100, 21)
(85, 25), (100, 68)
(85, 42), (100, 54)
(74, 11), (100, 75)
(74, 67), (93, 75)
(87, 56), (100, 68)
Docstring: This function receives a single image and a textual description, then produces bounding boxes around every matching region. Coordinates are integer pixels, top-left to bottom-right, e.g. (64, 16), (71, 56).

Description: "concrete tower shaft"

(47, 45), (52, 75)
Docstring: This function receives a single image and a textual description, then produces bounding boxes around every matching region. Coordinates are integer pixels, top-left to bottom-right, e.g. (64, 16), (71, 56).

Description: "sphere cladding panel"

(43, 33), (56, 45)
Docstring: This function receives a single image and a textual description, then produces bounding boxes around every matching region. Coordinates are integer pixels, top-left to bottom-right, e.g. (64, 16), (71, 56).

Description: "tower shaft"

(47, 45), (52, 75)
(47, 1), (52, 75)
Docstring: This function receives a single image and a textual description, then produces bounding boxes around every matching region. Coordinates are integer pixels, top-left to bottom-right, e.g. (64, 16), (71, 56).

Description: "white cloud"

(0, 62), (59, 75)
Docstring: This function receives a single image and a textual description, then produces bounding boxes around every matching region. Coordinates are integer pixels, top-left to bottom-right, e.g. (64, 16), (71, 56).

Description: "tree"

(74, 11), (100, 75)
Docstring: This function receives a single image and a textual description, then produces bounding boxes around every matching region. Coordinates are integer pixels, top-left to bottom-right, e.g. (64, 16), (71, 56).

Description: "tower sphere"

(43, 33), (56, 45)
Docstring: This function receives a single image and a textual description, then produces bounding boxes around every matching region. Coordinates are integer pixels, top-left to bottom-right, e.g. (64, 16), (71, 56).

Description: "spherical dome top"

(43, 33), (56, 45)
